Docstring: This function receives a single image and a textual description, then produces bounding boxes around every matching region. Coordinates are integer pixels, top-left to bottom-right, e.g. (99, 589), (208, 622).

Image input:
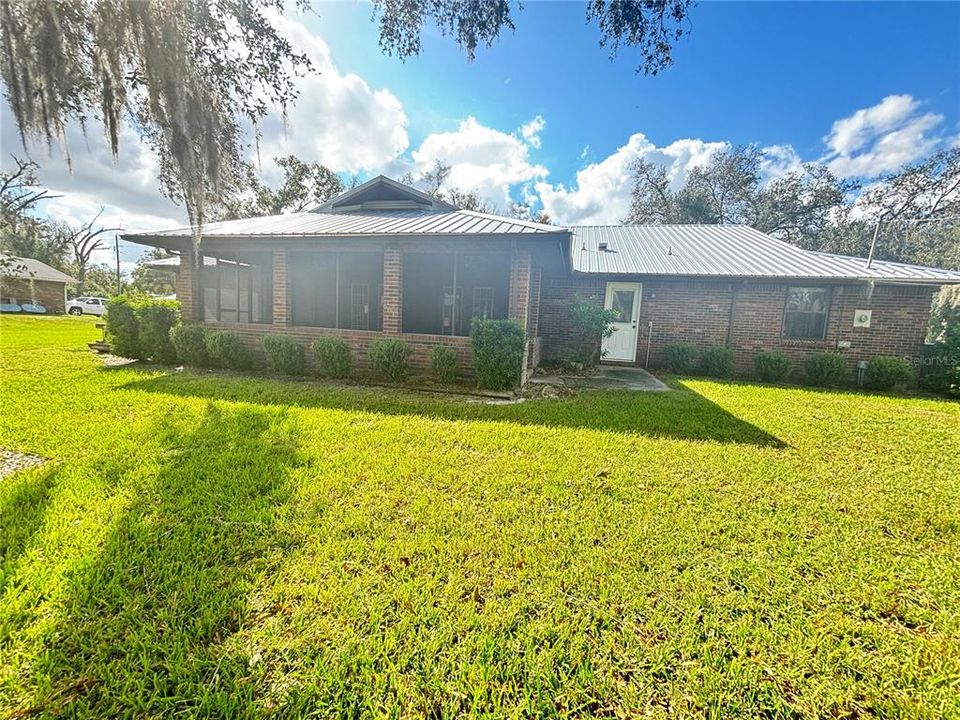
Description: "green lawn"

(1, 315), (959, 718)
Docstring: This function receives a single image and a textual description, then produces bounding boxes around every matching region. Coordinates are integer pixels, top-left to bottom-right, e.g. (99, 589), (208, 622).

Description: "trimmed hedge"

(205, 329), (254, 370)
(754, 350), (792, 383)
(105, 295), (179, 363)
(104, 295), (145, 359)
(664, 343), (699, 374)
(698, 346), (735, 378)
(471, 318), (525, 391)
(262, 335), (304, 376)
(431, 345), (458, 383)
(867, 355), (914, 391)
(805, 352), (847, 387)
(137, 300), (180, 365)
(369, 338), (410, 382)
(170, 324), (210, 367)
(313, 336), (353, 379)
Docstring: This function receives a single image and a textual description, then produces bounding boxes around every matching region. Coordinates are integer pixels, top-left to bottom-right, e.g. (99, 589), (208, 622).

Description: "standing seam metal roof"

(128, 208), (566, 239)
(571, 225), (960, 282)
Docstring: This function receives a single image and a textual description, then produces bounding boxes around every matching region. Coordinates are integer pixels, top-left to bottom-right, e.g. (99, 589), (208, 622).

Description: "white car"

(67, 296), (109, 316)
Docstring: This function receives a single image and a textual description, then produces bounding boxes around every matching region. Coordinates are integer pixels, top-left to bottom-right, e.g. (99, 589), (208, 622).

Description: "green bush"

(170, 323), (210, 367)
(664, 343), (699, 374)
(698, 346), (735, 378)
(313, 335), (353, 380)
(262, 335), (304, 376)
(754, 350), (792, 383)
(205, 329), (254, 371)
(567, 294), (619, 366)
(136, 300), (180, 365)
(104, 295), (146, 359)
(312, 336), (353, 379)
(369, 338), (410, 382)
(867, 355), (914, 391)
(805, 352), (847, 387)
(431, 345), (459, 383)
(471, 318), (525, 391)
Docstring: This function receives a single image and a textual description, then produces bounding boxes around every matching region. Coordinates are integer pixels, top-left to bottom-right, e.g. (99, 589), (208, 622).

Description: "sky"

(2, 0), (958, 272)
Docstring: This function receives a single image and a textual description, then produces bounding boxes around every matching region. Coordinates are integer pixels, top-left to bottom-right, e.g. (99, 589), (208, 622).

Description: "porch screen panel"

(290, 252), (336, 327)
(402, 252), (510, 336)
(290, 251), (383, 330)
(199, 251), (273, 324)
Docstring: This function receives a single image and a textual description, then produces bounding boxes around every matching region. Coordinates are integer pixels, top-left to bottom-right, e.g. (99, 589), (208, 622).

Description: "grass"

(1, 315), (959, 718)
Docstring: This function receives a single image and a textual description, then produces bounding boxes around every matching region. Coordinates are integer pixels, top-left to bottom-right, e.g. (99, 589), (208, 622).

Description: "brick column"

(177, 247), (198, 320)
(273, 249), (290, 327)
(383, 246), (402, 334)
(508, 248), (532, 332)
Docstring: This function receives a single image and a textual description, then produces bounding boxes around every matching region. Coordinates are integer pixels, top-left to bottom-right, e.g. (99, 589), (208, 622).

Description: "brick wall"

(177, 249), (197, 321)
(382, 246), (402, 334)
(0, 278), (67, 313)
(539, 273), (939, 377)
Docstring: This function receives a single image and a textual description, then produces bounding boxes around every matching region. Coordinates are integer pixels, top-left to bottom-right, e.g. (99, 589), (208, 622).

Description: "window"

(472, 287), (494, 321)
(783, 287), (831, 339)
(199, 251), (273, 324)
(289, 251), (383, 330)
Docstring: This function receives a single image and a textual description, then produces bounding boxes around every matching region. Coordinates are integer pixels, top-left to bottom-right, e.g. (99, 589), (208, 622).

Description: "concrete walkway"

(529, 365), (670, 392)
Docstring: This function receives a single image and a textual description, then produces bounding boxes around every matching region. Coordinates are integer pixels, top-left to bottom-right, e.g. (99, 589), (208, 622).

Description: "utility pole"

(115, 234), (121, 295)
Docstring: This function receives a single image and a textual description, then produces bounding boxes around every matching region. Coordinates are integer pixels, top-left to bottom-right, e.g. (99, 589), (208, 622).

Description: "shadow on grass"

(19, 403), (302, 716)
(0, 464), (59, 593)
(119, 370), (786, 448)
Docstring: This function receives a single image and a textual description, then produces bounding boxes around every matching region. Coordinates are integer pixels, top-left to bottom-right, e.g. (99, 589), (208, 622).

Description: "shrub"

(471, 318), (525, 391)
(698, 346), (735, 378)
(369, 338), (410, 382)
(136, 300), (180, 365)
(867, 355), (914, 391)
(205, 329), (254, 370)
(567, 294), (619, 366)
(754, 350), (792, 383)
(312, 336), (353, 379)
(664, 343), (699, 374)
(170, 323), (210, 367)
(104, 295), (146, 359)
(431, 345), (458, 383)
(805, 352), (847, 387)
(262, 335), (304, 376)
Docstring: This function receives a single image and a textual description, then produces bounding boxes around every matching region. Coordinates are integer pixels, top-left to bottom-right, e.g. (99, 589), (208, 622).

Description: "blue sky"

(2, 1), (958, 268)
(315, 1), (958, 169)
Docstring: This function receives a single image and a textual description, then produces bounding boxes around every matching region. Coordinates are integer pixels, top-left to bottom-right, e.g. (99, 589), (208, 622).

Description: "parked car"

(66, 296), (109, 316)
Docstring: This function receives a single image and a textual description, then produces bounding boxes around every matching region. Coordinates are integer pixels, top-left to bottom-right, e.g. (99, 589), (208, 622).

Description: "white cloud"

(520, 115), (545, 149)
(823, 94), (944, 177)
(759, 144), (803, 182)
(408, 116), (549, 210)
(535, 133), (726, 225)
(256, 13), (409, 174)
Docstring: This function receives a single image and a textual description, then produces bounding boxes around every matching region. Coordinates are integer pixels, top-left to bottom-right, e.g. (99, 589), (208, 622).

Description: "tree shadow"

(0, 464), (59, 593)
(118, 370), (786, 448)
(16, 403), (302, 717)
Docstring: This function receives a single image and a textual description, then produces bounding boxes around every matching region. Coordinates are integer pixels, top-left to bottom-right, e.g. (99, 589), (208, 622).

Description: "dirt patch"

(1, 449), (46, 478)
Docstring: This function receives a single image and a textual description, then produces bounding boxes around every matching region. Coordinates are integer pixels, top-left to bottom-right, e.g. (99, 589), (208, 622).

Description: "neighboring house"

(0, 254), (78, 314)
(124, 176), (960, 379)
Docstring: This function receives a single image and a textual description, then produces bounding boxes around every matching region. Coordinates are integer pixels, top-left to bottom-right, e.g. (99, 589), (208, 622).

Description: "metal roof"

(571, 225), (960, 283)
(126, 208), (565, 242)
(0, 254), (78, 284)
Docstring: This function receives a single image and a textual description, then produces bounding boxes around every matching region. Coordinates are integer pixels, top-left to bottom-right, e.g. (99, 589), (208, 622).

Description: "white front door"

(601, 282), (641, 362)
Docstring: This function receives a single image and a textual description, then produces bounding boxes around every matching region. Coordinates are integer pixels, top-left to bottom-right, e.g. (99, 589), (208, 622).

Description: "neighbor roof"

(571, 225), (960, 284)
(0, 254), (78, 284)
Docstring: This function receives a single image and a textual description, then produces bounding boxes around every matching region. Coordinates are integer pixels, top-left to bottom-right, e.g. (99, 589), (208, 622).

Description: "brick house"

(125, 176), (960, 380)
(0, 254), (78, 314)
